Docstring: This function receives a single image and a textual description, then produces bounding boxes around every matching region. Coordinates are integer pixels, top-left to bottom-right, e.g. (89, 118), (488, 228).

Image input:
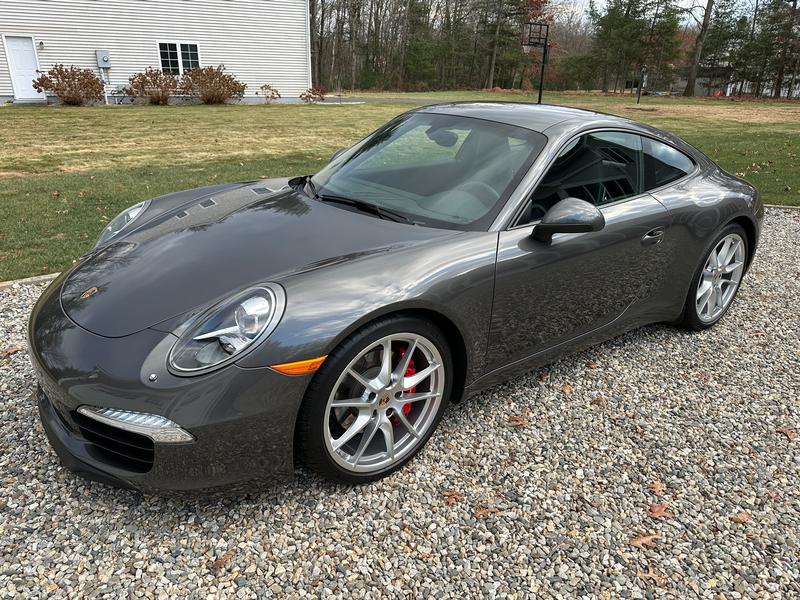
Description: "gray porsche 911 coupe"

(29, 103), (762, 493)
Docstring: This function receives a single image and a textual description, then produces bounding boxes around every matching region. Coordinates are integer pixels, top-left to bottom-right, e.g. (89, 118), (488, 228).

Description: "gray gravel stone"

(0, 208), (798, 598)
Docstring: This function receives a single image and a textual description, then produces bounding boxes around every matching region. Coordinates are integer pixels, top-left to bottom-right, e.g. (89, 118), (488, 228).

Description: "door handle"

(642, 227), (665, 246)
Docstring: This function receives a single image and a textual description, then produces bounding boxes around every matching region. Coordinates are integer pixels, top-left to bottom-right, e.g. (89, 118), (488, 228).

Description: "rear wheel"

(680, 224), (748, 330)
(296, 316), (452, 483)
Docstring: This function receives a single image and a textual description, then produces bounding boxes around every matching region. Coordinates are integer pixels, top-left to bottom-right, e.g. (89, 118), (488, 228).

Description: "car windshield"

(310, 112), (547, 230)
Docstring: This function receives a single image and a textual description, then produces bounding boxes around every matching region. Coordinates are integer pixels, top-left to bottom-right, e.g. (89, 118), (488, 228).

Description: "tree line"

(307, 0), (800, 97)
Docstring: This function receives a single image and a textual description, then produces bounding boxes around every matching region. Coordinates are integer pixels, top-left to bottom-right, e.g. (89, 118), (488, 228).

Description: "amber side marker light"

(270, 355), (327, 376)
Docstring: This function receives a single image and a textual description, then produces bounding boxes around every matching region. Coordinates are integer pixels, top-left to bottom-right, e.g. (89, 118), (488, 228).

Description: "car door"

(485, 130), (673, 372)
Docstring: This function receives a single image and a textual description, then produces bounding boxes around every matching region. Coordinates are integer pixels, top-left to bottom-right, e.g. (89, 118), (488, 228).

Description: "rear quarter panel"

(650, 165), (761, 321)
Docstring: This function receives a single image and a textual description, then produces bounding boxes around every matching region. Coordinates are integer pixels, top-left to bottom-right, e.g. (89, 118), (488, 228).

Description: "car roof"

(417, 101), (633, 133)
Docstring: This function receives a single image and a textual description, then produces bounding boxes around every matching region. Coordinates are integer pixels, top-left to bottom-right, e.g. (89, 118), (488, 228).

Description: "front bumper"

(29, 276), (311, 495)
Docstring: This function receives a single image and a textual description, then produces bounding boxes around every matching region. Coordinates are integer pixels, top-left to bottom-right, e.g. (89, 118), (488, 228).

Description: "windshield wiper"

(315, 193), (414, 224)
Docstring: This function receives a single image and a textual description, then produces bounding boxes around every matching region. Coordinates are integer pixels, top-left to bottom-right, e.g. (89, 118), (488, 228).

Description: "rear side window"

(643, 138), (694, 190)
(518, 131), (642, 223)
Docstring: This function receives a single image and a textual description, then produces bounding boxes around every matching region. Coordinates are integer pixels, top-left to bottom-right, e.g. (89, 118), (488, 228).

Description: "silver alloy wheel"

(323, 333), (445, 473)
(695, 233), (745, 323)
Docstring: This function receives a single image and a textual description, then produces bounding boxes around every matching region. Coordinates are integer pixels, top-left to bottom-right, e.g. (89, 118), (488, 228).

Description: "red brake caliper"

(391, 345), (415, 426)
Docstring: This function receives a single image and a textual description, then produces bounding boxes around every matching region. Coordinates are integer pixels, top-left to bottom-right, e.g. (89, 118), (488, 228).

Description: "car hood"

(61, 182), (453, 337)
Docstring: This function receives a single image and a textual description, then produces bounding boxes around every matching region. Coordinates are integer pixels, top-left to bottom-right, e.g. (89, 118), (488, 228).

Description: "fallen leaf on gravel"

(776, 427), (797, 441)
(211, 549), (237, 572)
(443, 490), (464, 506)
(0, 347), (20, 359)
(648, 480), (666, 496)
(636, 564), (666, 586)
(591, 395), (608, 408)
(508, 415), (529, 427)
(647, 503), (674, 519)
(561, 383), (574, 394)
(474, 506), (499, 520)
(731, 512), (751, 524)
(536, 371), (549, 382)
(585, 360), (598, 369)
(629, 533), (660, 550)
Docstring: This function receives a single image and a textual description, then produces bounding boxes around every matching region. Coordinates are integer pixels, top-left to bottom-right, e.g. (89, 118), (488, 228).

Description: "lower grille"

(72, 411), (155, 473)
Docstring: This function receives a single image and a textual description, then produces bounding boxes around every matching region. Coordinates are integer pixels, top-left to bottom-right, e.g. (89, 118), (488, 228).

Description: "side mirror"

(330, 147), (347, 162)
(532, 198), (605, 243)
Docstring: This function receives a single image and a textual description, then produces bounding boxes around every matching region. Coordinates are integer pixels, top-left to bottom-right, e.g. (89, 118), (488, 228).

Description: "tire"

(679, 223), (749, 331)
(295, 315), (453, 484)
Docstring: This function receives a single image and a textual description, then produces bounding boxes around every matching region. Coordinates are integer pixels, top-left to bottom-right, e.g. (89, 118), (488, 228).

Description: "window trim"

(504, 127), (699, 231)
(155, 40), (202, 75)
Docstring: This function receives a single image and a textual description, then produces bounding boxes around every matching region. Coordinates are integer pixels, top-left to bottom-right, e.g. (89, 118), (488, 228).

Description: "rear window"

(643, 138), (695, 190)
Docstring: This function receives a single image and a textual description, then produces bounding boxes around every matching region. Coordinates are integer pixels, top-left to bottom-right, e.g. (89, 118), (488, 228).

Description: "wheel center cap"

(378, 393), (392, 408)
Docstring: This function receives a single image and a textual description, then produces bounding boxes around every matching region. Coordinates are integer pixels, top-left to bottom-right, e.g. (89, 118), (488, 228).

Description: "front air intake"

(72, 411), (155, 473)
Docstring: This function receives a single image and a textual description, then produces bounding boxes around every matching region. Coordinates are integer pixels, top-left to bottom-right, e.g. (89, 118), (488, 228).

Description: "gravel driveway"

(1, 209), (798, 598)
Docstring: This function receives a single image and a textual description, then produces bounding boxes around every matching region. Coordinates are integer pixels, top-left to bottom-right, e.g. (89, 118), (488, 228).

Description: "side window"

(159, 42), (200, 75)
(180, 44), (200, 71)
(643, 138), (694, 190)
(159, 43), (180, 75)
(518, 131), (643, 224)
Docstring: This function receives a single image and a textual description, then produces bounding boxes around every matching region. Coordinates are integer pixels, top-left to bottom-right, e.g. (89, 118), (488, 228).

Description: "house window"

(159, 43), (200, 75)
(180, 44), (200, 71)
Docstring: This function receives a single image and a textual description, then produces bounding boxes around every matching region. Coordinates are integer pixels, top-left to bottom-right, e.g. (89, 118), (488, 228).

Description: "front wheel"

(679, 223), (748, 330)
(295, 316), (452, 483)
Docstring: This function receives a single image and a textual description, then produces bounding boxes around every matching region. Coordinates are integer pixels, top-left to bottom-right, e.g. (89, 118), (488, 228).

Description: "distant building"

(0, 0), (311, 103)
(674, 76), (800, 99)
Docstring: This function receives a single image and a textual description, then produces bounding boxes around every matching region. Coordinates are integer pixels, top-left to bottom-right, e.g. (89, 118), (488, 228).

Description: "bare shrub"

(180, 66), (246, 104)
(300, 86), (326, 104)
(32, 64), (104, 106)
(256, 84), (282, 104)
(127, 68), (179, 105)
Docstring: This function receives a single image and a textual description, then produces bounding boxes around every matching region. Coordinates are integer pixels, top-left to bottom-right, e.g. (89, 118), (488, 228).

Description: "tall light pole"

(521, 22), (549, 105)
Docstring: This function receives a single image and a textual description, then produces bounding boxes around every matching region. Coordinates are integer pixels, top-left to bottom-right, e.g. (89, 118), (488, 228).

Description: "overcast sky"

(550, 0), (728, 28)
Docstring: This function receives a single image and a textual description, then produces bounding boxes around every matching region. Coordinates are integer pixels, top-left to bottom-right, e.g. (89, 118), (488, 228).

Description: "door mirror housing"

(532, 198), (605, 243)
(330, 147), (347, 162)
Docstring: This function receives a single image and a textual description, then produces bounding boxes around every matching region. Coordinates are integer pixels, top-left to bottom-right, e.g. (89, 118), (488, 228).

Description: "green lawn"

(1, 94), (798, 281)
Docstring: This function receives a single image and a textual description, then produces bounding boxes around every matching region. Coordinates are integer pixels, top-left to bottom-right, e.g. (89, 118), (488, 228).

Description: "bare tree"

(684, 0), (714, 96)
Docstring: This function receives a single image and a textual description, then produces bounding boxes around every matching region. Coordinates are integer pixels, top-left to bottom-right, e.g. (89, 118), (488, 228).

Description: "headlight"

(95, 200), (150, 247)
(168, 283), (286, 375)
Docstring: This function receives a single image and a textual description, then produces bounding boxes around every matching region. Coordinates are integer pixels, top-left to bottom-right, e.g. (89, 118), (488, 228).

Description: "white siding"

(0, 0), (311, 99)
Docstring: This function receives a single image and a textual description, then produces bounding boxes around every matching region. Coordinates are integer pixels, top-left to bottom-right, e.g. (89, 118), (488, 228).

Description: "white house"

(0, 0), (311, 103)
